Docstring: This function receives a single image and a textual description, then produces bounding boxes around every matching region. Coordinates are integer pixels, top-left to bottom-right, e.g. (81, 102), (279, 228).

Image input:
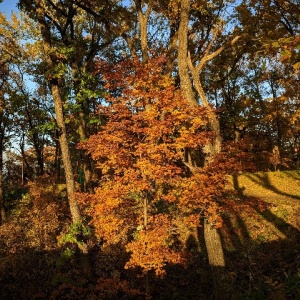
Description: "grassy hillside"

(221, 170), (300, 298)
(229, 170), (300, 203)
(225, 171), (300, 246)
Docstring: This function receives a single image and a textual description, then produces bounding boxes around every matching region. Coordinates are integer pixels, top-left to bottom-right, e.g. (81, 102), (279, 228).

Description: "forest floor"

(0, 171), (299, 299)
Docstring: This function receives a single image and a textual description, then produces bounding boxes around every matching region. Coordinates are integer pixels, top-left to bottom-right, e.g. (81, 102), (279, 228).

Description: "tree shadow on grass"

(282, 170), (300, 181)
(218, 174), (300, 299)
(152, 172), (300, 300)
(244, 172), (300, 200)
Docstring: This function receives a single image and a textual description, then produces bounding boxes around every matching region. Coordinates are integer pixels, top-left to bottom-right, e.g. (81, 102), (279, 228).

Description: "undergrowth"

(0, 171), (299, 299)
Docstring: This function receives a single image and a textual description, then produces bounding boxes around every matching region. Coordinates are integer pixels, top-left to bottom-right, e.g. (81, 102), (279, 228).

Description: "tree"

(1, 0), (299, 297)
(176, 1), (242, 297)
(0, 64), (7, 224)
(0, 12), (25, 223)
(79, 56), (228, 297)
(18, 0), (93, 276)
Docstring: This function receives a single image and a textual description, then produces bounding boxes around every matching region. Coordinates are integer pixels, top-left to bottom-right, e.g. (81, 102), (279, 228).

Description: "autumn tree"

(76, 0), (250, 296)
(0, 12), (26, 223)
(78, 56), (229, 298)
(1, 0), (300, 297)
(0, 59), (8, 224)
(18, 0), (95, 275)
(210, 0), (300, 170)
(175, 1), (246, 297)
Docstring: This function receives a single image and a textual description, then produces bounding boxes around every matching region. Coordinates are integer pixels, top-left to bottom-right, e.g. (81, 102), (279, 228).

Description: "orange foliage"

(0, 175), (68, 252)
(79, 56), (227, 275)
(125, 215), (185, 277)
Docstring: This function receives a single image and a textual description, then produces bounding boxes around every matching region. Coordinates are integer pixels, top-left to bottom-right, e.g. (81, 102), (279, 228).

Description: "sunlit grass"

(222, 170), (300, 250)
(228, 170), (300, 203)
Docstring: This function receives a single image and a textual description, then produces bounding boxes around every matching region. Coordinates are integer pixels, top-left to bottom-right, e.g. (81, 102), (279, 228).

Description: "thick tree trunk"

(178, 0), (197, 106)
(178, 1), (227, 298)
(134, 0), (151, 63)
(204, 221), (226, 299)
(51, 85), (81, 221)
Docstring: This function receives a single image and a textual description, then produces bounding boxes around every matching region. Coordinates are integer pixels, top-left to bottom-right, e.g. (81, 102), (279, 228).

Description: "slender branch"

(196, 35), (242, 73)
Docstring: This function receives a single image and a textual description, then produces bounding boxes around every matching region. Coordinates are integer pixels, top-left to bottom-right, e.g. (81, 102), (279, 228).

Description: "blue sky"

(0, 0), (18, 14)
(0, 0), (131, 15)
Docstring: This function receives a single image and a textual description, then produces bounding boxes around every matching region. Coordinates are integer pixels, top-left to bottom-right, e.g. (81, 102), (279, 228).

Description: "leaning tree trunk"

(29, 0), (92, 277)
(178, 1), (227, 299)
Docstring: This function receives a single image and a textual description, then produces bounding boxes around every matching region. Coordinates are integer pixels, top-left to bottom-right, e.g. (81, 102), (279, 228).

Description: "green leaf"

(88, 118), (100, 125)
(281, 50), (291, 56)
(272, 41), (280, 48)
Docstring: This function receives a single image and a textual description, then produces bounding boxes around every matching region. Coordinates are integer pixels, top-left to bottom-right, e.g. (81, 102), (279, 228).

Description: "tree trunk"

(178, 0), (197, 106)
(0, 91), (5, 225)
(54, 129), (62, 182)
(50, 85), (81, 221)
(20, 133), (31, 180)
(30, 0), (92, 277)
(134, 0), (151, 63)
(77, 111), (92, 191)
(178, 1), (227, 298)
(25, 107), (44, 175)
(71, 64), (92, 191)
(52, 77), (92, 277)
(204, 222), (226, 299)
(165, 22), (179, 77)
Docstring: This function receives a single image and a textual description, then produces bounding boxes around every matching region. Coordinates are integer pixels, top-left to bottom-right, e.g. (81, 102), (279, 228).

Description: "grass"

(229, 170), (300, 203)
(228, 170), (300, 239)
(220, 170), (300, 299)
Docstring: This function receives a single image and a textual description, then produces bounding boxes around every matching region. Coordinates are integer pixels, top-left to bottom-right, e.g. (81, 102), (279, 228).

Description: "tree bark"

(134, 0), (151, 63)
(165, 22), (179, 77)
(178, 1), (227, 298)
(204, 221), (226, 300)
(20, 133), (32, 180)
(0, 90), (6, 225)
(178, 0), (197, 106)
(25, 107), (44, 175)
(54, 129), (62, 183)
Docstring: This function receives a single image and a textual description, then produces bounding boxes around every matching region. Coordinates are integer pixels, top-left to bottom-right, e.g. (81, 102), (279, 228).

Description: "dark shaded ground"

(0, 211), (299, 300)
(1, 172), (300, 299)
